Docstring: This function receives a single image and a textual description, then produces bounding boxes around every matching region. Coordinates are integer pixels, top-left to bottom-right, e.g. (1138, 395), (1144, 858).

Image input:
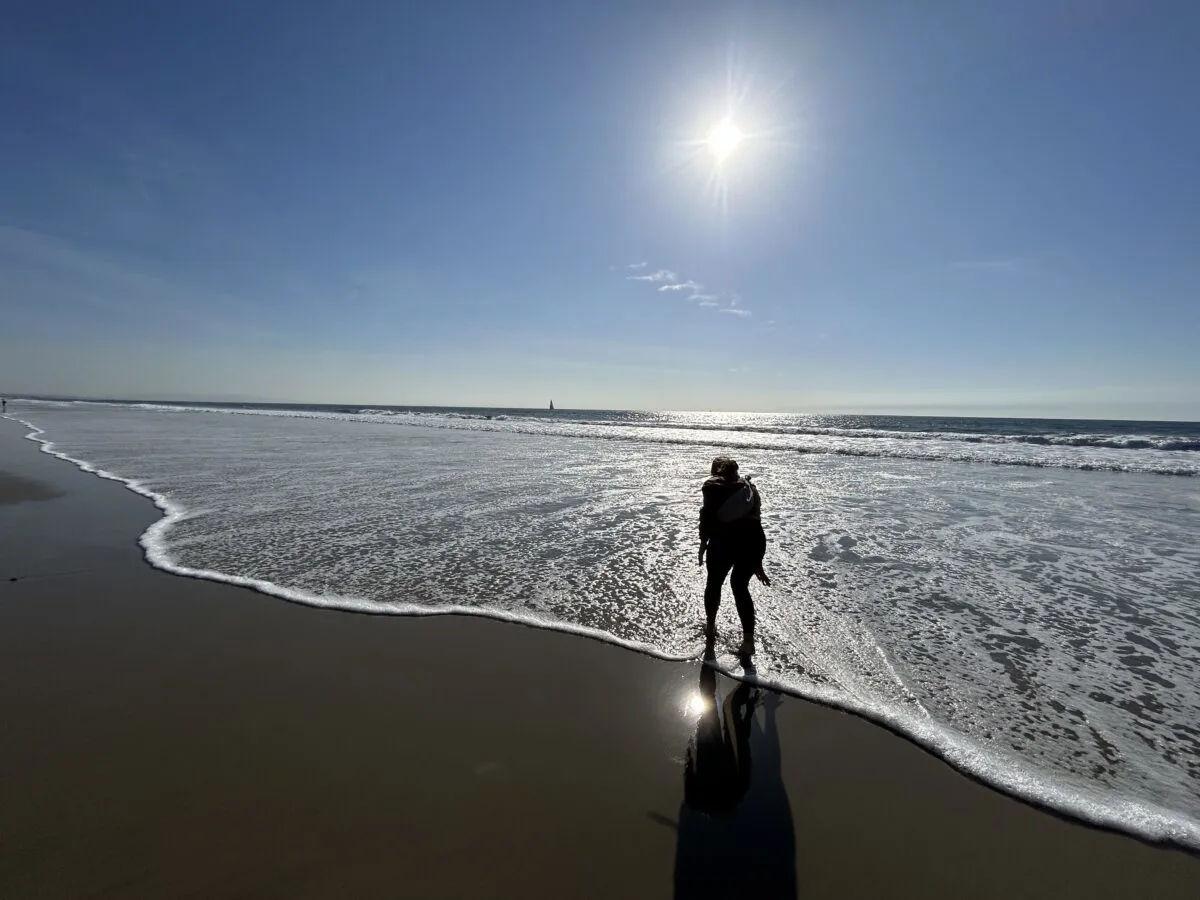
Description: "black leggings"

(704, 531), (764, 636)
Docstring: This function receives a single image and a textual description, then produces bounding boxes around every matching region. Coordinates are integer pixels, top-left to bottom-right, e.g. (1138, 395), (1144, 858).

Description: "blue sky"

(1, 1), (1197, 417)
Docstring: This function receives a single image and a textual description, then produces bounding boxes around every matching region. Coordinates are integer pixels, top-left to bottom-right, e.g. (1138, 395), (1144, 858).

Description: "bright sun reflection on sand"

(684, 690), (711, 717)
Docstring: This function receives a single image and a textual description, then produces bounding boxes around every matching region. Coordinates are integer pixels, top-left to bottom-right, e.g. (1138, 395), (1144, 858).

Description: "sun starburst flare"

(651, 45), (802, 222)
(706, 118), (744, 163)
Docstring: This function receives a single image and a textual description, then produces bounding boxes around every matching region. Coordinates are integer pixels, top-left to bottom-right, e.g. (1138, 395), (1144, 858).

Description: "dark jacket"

(699, 474), (763, 542)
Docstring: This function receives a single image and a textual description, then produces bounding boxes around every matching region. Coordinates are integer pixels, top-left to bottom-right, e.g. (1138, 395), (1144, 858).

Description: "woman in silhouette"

(698, 456), (769, 655)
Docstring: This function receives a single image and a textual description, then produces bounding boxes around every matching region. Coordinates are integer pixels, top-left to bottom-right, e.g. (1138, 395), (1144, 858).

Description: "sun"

(706, 118), (744, 163)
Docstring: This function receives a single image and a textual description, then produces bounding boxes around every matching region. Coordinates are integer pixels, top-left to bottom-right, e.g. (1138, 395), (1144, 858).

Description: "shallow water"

(8, 400), (1200, 849)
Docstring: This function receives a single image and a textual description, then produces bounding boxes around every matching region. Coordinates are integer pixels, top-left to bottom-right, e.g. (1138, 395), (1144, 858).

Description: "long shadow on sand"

(665, 654), (798, 899)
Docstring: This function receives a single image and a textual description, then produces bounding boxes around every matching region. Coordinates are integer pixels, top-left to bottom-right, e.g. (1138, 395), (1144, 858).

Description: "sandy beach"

(1, 415), (1198, 899)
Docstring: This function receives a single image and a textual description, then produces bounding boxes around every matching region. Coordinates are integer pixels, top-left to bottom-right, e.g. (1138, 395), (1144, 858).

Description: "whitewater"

(7, 400), (1200, 850)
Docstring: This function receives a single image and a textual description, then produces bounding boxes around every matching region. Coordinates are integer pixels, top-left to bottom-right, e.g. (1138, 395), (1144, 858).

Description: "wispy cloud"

(619, 263), (755, 319)
(610, 261), (648, 272)
(627, 269), (678, 283)
(717, 293), (752, 316)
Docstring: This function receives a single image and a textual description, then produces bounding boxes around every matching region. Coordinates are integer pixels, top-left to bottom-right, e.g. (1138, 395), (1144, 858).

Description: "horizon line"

(5, 393), (1199, 425)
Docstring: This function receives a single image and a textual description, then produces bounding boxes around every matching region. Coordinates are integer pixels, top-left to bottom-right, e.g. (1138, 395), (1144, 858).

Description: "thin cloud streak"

(618, 262), (752, 319)
(627, 269), (678, 283)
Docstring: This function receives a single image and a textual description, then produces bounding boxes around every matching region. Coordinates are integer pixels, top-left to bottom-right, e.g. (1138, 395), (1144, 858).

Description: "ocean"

(7, 399), (1200, 849)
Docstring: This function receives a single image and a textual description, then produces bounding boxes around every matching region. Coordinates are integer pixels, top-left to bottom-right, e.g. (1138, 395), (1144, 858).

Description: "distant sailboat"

(549, 400), (555, 411)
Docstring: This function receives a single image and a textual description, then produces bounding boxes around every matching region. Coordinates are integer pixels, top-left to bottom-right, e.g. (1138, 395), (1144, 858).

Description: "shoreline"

(8, 413), (1200, 854)
(2, 414), (1200, 897)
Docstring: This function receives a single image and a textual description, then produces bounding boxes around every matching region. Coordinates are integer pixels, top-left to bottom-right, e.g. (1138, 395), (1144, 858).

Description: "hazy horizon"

(6, 391), (1199, 424)
(2, 4), (1198, 418)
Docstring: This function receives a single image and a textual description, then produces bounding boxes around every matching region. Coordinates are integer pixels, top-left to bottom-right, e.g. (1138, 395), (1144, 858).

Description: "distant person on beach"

(698, 455), (769, 655)
(1, 398), (6, 413)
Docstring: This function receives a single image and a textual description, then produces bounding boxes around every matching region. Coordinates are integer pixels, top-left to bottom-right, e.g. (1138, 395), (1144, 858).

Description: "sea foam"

(8, 401), (1200, 851)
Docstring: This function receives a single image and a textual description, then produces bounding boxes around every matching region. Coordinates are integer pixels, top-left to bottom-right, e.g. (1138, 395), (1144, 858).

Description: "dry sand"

(1, 415), (1198, 898)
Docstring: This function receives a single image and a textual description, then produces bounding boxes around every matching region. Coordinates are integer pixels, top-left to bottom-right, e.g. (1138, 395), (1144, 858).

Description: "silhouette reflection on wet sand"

(668, 653), (797, 899)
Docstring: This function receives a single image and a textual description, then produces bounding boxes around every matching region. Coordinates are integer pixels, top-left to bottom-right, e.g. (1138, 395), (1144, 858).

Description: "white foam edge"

(718, 660), (1200, 851)
(9, 413), (1200, 853)
(8, 415), (698, 664)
